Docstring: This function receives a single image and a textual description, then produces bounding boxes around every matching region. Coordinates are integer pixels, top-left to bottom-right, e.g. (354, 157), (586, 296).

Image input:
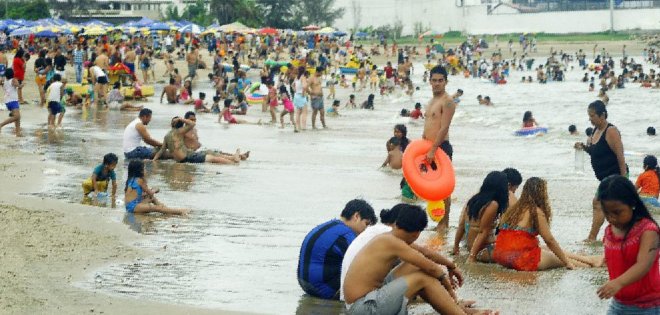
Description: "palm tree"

(210, 0), (261, 26)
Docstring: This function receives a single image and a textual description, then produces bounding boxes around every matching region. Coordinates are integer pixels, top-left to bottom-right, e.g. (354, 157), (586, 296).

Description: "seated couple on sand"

(153, 111), (249, 164)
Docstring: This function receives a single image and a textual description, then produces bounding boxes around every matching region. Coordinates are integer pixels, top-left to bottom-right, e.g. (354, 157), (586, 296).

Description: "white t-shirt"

(339, 224), (392, 301)
(48, 81), (63, 102)
(3, 79), (18, 103)
(91, 65), (105, 79)
(123, 118), (144, 153)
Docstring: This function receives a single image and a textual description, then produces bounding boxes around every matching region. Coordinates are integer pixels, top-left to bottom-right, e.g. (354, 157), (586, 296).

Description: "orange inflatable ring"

(402, 140), (455, 201)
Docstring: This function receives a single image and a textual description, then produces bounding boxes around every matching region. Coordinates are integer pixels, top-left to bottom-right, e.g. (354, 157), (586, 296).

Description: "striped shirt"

(73, 49), (84, 64)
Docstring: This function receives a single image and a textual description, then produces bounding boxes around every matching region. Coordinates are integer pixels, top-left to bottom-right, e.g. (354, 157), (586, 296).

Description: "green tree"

(181, 0), (213, 26)
(163, 4), (181, 21)
(48, 0), (93, 19)
(257, 0), (298, 29)
(209, 0), (261, 27)
(7, 0), (50, 19)
(293, 0), (344, 27)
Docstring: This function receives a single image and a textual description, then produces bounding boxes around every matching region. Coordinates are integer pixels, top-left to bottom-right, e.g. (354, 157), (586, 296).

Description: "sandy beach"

(0, 36), (655, 313)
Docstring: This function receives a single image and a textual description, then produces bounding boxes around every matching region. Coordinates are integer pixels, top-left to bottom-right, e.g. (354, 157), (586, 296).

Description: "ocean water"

(23, 58), (660, 314)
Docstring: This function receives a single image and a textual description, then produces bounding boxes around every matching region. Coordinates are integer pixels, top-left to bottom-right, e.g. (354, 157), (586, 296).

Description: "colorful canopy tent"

(9, 27), (33, 37)
(259, 27), (278, 35)
(302, 24), (319, 31)
(149, 22), (174, 31)
(178, 24), (204, 34)
(218, 22), (249, 33)
(316, 27), (335, 34)
(418, 30), (444, 39)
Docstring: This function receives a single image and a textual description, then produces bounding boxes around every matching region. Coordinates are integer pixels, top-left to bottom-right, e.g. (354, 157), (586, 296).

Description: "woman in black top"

(575, 100), (626, 242)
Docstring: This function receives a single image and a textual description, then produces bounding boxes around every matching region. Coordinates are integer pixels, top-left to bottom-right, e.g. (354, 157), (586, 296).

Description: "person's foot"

(240, 151), (250, 161)
(232, 149), (241, 163)
(294, 129), (299, 133)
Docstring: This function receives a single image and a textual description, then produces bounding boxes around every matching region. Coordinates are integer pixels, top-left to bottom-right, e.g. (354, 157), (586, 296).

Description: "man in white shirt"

(123, 108), (164, 160)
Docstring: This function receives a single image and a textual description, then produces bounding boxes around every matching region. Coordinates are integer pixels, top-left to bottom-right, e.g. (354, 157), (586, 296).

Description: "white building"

(332, 0), (660, 35)
(56, 0), (209, 24)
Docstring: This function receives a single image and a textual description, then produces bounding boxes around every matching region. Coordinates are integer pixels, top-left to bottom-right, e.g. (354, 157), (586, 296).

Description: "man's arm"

(160, 88), (166, 103)
(152, 137), (168, 161)
(136, 123), (162, 147)
(390, 235), (444, 278)
(605, 127), (627, 176)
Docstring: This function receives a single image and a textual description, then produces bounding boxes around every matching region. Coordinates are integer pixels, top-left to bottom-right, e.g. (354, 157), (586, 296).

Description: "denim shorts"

(607, 299), (660, 315)
(124, 146), (154, 160)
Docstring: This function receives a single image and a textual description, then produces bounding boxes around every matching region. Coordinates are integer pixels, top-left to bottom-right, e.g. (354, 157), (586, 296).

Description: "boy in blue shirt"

(82, 153), (118, 199)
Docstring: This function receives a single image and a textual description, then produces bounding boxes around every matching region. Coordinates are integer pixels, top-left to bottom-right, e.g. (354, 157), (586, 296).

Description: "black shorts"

(48, 101), (63, 115)
(440, 140), (453, 161)
(97, 76), (108, 84)
(182, 152), (206, 164)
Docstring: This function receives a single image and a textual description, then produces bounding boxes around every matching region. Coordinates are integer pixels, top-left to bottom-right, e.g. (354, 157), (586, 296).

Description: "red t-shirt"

(384, 66), (394, 79)
(410, 109), (423, 119)
(13, 57), (25, 81)
(194, 99), (203, 109)
(604, 218), (660, 308)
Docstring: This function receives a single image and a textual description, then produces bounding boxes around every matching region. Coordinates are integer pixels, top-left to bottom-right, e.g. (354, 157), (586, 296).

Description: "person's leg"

(289, 112), (297, 132)
(311, 108), (318, 129)
(205, 153), (239, 164)
(587, 196), (605, 241)
(75, 63), (82, 83)
(301, 105), (308, 130)
(269, 105), (276, 123)
(565, 252), (604, 267)
(18, 84), (24, 104)
(402, 272), (465, 315)
(319, 107), (326, 128)
(1, 111), (19, 131)
(279, 110), (286, 128)
(133, 200), (189, 215)
(536, 248), (567, 270)
(295, 108), (302, 130)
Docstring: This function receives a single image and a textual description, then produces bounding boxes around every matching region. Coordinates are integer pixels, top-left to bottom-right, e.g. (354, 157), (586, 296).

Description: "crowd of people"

(0, 24), (658, 314)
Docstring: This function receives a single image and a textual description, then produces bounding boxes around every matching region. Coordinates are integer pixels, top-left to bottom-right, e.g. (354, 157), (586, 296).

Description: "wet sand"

(0, 37), (656, 314)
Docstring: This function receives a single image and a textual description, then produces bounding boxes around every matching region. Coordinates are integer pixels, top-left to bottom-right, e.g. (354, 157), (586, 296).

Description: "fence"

(488, 0), (660, 14)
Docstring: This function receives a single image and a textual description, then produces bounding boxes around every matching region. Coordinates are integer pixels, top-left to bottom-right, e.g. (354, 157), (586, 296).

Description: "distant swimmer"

(124, 160), (189, 215)
(297, 199), (376, 300)
(522, 111), (537, 128)
(569, 124), (579, 135)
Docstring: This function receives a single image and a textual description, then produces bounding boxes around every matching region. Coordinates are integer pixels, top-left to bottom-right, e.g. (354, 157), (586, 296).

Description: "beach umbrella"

(82, 19), (113, 28)
(333, 31), (347, 37)
(218, 22), (248, 33)
(259, 27), (278, 35)
(302, 24), (319, 31)
(355, 31), (369, 38)
(34, 30), (58, 38)
(316, 27), (335, 34)
(134, 17), (154, 28)
(149, 22), (174, 31)
(9, 27), (33, 37)
(178, 24), (203, 34)
(82, 27), (107, 36)
(418, 30), (443, 39)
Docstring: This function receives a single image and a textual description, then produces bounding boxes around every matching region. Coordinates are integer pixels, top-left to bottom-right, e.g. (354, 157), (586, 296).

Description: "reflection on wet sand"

(295, 295), (344, 315)
(123, 213), (160, 234)
(150, 161), (197, 192)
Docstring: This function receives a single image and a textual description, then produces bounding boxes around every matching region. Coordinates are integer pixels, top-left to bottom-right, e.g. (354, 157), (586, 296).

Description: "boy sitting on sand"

(381, 137), (403, 170)
(82, 153), (118, 199)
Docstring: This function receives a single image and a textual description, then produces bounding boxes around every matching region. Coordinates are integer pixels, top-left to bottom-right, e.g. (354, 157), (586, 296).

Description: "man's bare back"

(163, 84), (178, 103)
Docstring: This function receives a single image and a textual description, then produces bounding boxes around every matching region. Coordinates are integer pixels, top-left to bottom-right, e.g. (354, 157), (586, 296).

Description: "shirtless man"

(160, 78), (178, 104)
(95, 49), (110, 72)
(422, 65), (457, 232)
(343, 205), (469, 315)
(154, 116), (240, 164)
(124, 46), (137, 75)
(184, 46), (199, 81)
(182, 111), (249, 160)
(308, 67), (326, 129)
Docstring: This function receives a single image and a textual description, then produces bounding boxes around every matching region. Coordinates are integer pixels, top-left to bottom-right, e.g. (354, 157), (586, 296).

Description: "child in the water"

(381, 137), (403, 170)
(326, 100), (340, 117)
(82, 153), (118, 198)
(635, 155), (660, 209)
(596, 176), (659, 313)
(124, 160), (189, 215)
(493, 177), (603, 271)
(522, 111), (537, 128)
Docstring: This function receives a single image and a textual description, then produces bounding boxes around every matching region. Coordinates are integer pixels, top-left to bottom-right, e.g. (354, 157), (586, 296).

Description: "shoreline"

(0, 149), (258, 314)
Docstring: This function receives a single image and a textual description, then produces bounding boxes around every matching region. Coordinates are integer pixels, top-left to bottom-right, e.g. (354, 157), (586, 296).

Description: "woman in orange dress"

(493, 177), (602, 271)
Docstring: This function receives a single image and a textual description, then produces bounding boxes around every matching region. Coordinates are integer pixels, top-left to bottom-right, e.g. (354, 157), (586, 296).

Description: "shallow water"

(23, 57), (660, 314)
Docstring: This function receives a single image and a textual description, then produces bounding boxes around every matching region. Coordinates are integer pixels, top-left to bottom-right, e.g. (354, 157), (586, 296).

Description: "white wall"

(332, 0), (660, 34)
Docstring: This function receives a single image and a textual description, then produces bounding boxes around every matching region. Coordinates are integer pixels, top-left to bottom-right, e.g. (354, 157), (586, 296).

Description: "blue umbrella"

(355, 32), (368, 38)
(135, 17), (154, 27)
(333, 31), (347, 37)
(82, 19), (113, 27)
(9, 27), (33, 37)
(178, 24), (204, 34)
(149, 22), (172, 31)
(35, 30), (58, 38)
